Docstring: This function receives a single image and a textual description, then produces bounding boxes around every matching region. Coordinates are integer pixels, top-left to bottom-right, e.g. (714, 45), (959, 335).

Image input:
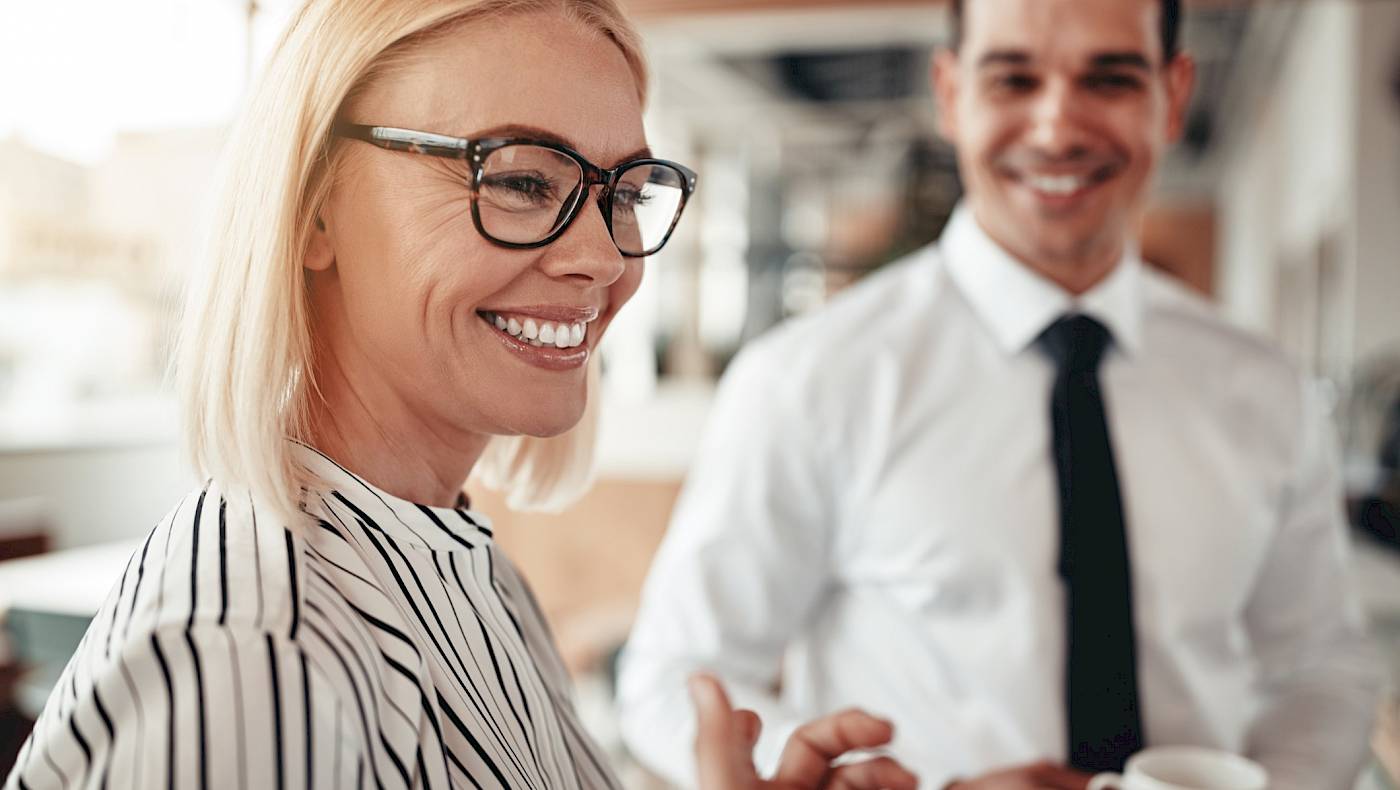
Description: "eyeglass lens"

(477, 144), (687, 255)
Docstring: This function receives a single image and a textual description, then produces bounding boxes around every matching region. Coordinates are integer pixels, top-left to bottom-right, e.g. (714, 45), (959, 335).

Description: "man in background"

(618, 0), (1382, 787)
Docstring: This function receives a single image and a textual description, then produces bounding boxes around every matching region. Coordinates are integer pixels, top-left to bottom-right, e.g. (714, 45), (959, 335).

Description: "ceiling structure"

(632, 0), (1284, 200)
(624, 0), (1258, 19)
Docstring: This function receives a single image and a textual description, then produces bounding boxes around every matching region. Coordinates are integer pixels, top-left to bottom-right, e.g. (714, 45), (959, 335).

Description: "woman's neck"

(306, 341), (490, 509)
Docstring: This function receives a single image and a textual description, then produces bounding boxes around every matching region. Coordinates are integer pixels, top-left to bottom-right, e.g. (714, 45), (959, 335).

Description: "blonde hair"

(176, 0), (647, 527)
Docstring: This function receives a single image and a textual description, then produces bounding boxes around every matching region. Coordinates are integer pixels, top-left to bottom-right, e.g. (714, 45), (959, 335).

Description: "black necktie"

(1038, 314), (1143, 772)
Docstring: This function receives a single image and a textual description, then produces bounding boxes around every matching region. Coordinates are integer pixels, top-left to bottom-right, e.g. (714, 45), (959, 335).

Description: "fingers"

(735, 708), (763, 752)
(1029, 761), (1095, 790)
(690, 681), (916, 790)
(773, 708), (896, 786)
(690, 673), (755, 790)
(826, 756), (919, 790)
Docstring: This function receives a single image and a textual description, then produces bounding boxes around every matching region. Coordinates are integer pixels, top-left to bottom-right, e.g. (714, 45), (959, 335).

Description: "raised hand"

(690, 673), (919, 790)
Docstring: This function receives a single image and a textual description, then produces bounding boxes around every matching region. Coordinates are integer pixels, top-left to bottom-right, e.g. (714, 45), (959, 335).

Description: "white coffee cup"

(1087, 747), (1267, 790)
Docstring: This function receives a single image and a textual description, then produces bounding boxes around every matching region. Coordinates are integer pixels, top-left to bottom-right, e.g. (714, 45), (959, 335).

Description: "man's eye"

(1085, 74), (1145, 93)
(990, 73), (1039, 93)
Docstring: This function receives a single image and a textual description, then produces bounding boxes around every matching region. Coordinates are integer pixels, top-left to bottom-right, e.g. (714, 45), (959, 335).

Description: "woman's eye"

(482, 172), (558, 204)
(613, 186), (653, 211)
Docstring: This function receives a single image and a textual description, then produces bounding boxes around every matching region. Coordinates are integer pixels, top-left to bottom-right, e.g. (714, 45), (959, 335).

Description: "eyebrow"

(974, 50), (1155, 72)
(976, 50), (1033, 69)
(1089, 52), (1153, 71)
(468, 123), (653, 165)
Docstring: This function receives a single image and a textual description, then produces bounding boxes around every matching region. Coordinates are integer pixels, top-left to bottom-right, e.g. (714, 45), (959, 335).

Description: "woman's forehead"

(356, 11), (647, 164)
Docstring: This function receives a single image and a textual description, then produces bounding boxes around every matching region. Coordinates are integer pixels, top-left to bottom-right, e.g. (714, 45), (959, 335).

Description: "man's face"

(933, 0), (1194, 274)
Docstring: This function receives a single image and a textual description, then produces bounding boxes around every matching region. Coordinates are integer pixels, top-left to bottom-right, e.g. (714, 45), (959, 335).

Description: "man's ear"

(1163, 53), (1197, 144)
(305, 214), (335, 272)
(931, 49), (963, 145)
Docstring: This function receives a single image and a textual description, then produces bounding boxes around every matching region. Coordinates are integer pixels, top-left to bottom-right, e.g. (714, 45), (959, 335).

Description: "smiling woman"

(0, 1), (916, 789)
(182, 0), (660, 524)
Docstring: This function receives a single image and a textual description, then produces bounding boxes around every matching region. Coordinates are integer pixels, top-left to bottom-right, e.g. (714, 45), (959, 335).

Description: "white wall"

(1217, 0), (1400, 382)
(1219, 0), (1357, 345)
(0, 441), (193, 550)
(1352, 5), (1400, 367)
(89, 127), (225, 284)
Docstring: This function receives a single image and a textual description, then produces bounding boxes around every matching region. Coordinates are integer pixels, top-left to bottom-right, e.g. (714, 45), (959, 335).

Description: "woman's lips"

(476, 310), (592, 371)
(480, 304), (600, 324)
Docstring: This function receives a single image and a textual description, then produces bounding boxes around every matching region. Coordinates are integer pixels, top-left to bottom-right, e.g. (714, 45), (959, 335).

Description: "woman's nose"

(538, 186), (627, 287)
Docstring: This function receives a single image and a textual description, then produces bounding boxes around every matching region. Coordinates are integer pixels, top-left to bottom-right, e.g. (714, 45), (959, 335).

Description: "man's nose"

(1026, 79), (1088, 157)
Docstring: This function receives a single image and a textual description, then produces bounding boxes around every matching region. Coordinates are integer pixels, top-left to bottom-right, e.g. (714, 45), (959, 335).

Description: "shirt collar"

(941, 203), (1144, 357)
(291, 440), (493, 551)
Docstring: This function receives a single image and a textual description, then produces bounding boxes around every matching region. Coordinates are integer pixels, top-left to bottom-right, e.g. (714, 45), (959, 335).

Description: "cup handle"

(1087, 773), (1124, 790)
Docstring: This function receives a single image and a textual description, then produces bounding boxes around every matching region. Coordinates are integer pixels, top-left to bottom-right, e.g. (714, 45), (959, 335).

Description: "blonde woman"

(3, 1), (916, 789)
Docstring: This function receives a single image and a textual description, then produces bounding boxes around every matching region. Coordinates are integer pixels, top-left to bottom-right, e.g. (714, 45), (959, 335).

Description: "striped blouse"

(4, 445), (622, 790)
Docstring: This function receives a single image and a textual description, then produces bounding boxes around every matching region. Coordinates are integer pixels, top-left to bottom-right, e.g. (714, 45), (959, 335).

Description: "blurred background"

(1, 0), (1399, 785)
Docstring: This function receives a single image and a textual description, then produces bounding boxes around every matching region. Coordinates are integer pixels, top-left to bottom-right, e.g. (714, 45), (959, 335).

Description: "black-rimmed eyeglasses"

(333, 123), (697, 258)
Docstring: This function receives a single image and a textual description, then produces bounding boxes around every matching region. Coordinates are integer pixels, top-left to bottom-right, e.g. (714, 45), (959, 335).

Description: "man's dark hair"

(1392, 49), (1400, 110)
(949, 0), (1183, 62)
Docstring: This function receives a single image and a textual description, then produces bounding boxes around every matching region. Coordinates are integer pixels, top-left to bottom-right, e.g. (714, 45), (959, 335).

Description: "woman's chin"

(498, 403), (586, 439)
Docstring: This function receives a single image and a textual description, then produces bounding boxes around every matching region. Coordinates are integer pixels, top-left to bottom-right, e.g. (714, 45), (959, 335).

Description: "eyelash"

(992, 74), (1039, 92)
(986, 73), (1144, 94)
(1085, 75), (1144, 92)
(612, 186), (654, 210)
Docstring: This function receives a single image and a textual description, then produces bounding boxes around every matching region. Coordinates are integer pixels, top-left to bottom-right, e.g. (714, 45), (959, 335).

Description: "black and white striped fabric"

(5, 444), (621, 790)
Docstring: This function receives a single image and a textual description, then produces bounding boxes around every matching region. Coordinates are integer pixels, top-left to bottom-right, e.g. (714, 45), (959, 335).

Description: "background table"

(0, 540), (138, 716)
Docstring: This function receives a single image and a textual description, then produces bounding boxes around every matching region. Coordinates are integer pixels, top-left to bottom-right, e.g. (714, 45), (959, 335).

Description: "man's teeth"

(1026, 174), (1087, 196)
(484, 312), (588, 349)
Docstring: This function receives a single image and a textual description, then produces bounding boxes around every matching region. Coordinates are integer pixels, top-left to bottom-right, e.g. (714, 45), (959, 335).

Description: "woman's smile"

(475, 305), (600, 371)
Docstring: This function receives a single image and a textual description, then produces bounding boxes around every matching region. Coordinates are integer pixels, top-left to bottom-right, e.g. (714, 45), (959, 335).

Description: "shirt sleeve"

(1242, 383), (1384, 790)
(4, 623), (365, 790)
(617, 345), (840, 788)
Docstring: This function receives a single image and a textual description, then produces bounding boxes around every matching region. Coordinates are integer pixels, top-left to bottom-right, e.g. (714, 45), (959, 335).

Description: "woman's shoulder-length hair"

(175, 0), (648, 529)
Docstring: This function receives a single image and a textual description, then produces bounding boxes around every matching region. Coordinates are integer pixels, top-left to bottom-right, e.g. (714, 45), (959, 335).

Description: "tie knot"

(1038, 314), (1113, 373)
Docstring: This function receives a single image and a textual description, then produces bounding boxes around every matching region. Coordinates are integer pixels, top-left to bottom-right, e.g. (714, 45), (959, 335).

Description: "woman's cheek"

(587, 261), (643, 348)
(611, 260), (645, 312)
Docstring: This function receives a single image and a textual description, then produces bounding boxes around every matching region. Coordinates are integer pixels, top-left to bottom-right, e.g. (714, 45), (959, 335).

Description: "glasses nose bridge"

(576, 162), (622, 223)
(561, 170), (618, 244)
(580, 161), (619, 201)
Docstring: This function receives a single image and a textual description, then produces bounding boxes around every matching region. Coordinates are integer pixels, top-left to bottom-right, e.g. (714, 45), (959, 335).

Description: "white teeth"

(1026, 174), (1085, 196)
(485, 312), (589, 349)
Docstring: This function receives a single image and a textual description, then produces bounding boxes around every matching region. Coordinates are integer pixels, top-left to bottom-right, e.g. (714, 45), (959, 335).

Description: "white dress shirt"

(617, 206), (1382, 790)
